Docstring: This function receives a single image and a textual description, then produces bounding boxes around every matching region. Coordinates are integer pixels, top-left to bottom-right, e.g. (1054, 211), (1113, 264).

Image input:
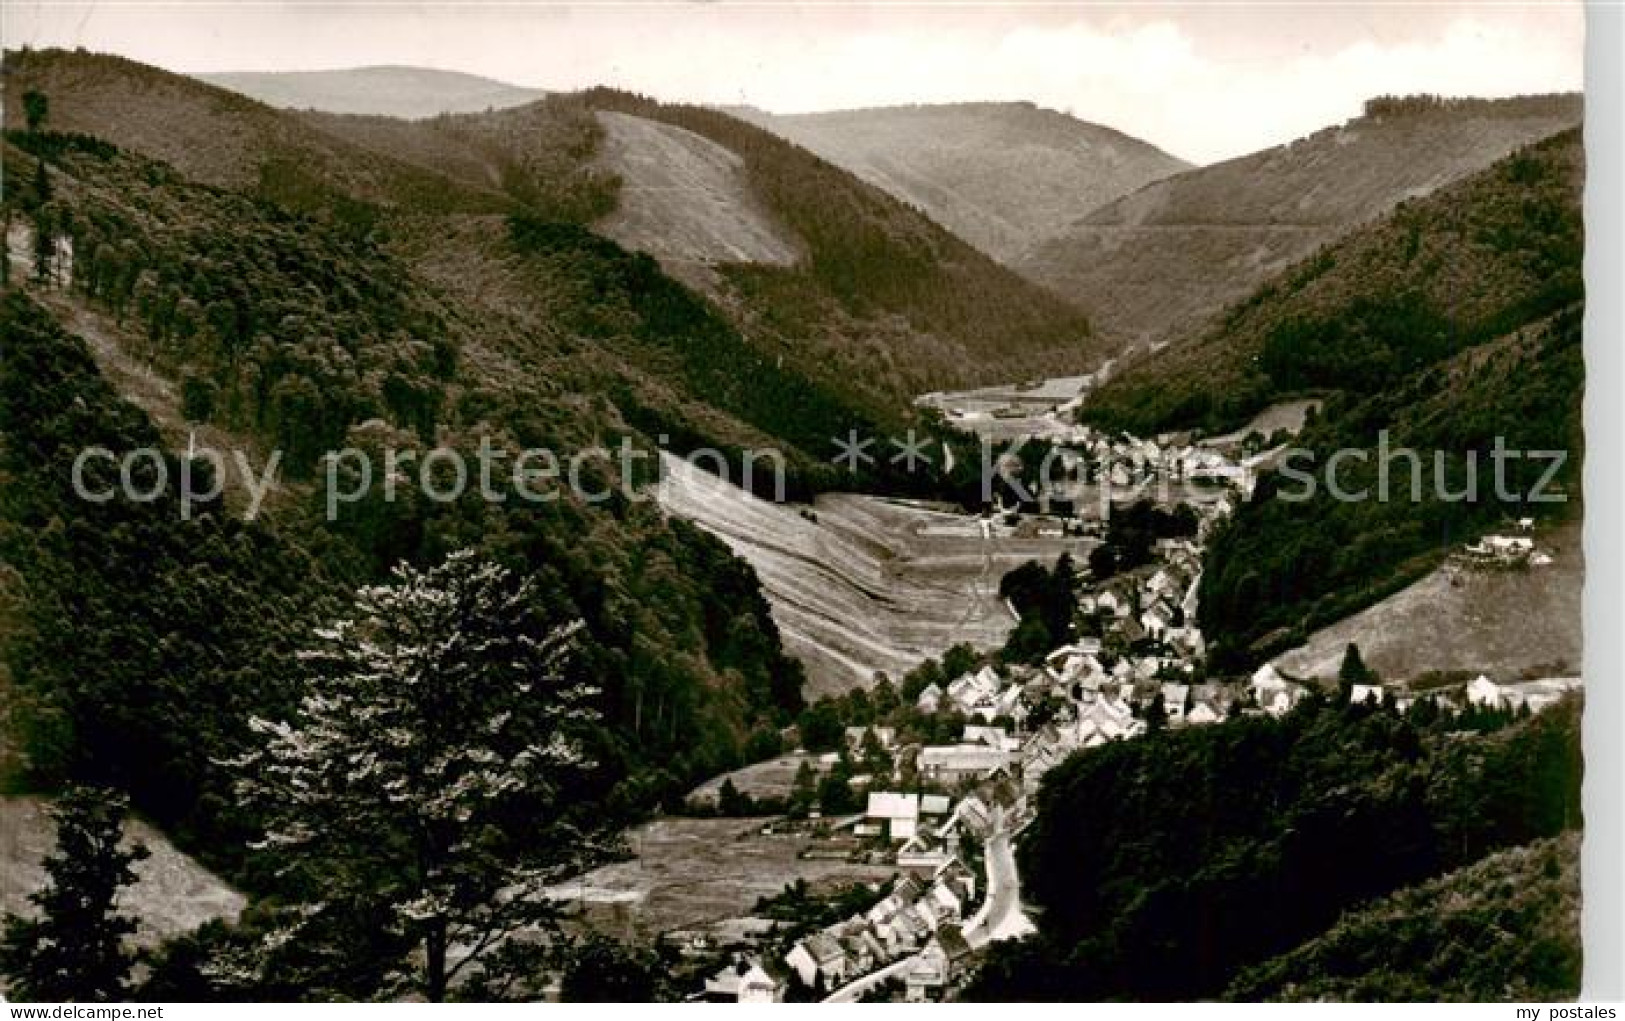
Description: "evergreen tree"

(717, 777), (752, 816)
(1145, 693), (1169, 734)
(232, 550), (604, 1001)
(22, 89), (49, 133)
(789, 760), (817, 818)
(0, 787), (149, 1002)
(1339, 642), (1374, 703)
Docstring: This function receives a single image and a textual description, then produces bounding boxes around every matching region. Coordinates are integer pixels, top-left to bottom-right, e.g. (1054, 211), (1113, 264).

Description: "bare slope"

(0, 797), (244, 950)
(1273, 518), (1581, 683)
(591, 111), (801, 280)
(195, 66), (544, 118)
(1020, 94), (1581, 347)
(657, 455), (1085, 695)
(734, 102), (1189, 264)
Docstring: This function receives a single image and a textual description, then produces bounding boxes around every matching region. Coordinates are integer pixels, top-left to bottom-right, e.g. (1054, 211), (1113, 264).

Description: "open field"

(687, 752), (823, 807)
(917, 374), (1094, 442)
(545, 816), (894, 941)
(1199, 399), (1323, 447)
(1274, 517), (1582, 683)
(658, 456), (1086, 695)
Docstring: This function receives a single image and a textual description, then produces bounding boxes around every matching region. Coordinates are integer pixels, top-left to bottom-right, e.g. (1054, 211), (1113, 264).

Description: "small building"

(862, 791), (921, 842)
(702, 957), (788, 1003)
(1466, 674), (1504, 709)
(1349, 683), (1388, 706)
(1160, 683), (1191, 723)
(785, 932), (848, 988)
(919, 744), (1011, 786)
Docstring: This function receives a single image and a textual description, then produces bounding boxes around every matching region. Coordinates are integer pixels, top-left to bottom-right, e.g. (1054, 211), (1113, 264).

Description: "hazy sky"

(2, 2), (1586, 163)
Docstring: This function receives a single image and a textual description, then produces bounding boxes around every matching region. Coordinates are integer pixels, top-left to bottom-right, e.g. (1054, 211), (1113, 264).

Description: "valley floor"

(542, 816), (895, 942)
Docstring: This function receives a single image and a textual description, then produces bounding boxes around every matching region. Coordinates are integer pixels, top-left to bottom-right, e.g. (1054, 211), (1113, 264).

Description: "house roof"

(867, 791), (920, 820)
(920, 744), (1010, 772)
(800, 932), (846, 966)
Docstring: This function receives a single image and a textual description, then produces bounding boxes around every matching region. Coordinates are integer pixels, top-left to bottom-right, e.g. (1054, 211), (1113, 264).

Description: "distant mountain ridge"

(194, 66), (546, 118)
(1019, 93), (1582, 348)
(731, 101), (1190, 264)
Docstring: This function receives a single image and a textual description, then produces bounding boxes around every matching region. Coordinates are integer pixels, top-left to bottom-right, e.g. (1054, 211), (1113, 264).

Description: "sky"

(0, 2), (1586, 163)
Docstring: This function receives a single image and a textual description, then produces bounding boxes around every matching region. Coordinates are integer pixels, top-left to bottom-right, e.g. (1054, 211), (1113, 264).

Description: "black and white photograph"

(0, 0), (1615, 1006)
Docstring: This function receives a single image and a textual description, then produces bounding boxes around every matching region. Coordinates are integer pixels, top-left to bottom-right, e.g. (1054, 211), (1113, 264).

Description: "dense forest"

(965, 696), (1582, 1000)
(1228, 831), (1580, 1001)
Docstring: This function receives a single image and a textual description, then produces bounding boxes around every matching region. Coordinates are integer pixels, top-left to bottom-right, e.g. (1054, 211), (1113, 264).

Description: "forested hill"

(967, 697), (1582, 1001)
(1080, 129), (1585, 667)
(1228, 831), (1580, 1001)
(6, 49), (1099, 451)
(1020, 93), (1581, 349)
(576, 90), (1100, 407)
(1084, 127), (1584, 437)
(729, 102), (1190, 264)
(0, 98), (819, 892)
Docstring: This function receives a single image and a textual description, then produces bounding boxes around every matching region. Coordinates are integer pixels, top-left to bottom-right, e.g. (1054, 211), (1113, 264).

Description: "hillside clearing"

(591, 110), (801, 283)
(1273, 517), (1581, 683)
(545, 816), (893, 941)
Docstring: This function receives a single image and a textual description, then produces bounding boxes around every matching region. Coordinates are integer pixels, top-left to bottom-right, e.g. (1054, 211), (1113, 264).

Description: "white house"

(1466, 674), (1504, 709)
(916, 683), (944, 714)
(863, 791), (921, 842)
(919, 744), (1011, 785)
(785, 932), (848, 988)
(1186, 701), (1222, 726)
(703, 958), (788, 1003)
(1349, 683), (1387, 706)
(1160, 683), (1191, 723)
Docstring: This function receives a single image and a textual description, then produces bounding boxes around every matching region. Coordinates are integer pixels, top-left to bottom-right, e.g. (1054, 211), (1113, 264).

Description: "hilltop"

(2, 49), (509, 212)
(4, 49), (1098, 479)
(1019, 94), (1581, 348)
(194, 66), (545, 118)
(733, 102), (1189, 264)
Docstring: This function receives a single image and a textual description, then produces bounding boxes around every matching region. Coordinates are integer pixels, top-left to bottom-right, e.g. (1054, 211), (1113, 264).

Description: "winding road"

(824, 811), (1033, 1002)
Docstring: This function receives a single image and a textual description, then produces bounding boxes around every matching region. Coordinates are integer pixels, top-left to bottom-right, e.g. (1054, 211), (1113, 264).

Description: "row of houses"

(780, 857), (980, 996)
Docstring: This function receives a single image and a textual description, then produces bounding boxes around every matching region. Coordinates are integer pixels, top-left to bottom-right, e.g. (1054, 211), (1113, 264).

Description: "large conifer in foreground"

(233, 550), (603, 1000)
(0, 787), (148, 1001)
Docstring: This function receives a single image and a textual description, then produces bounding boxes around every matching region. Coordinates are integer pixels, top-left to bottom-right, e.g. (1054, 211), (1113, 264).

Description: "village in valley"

(632, 388), (1581, 1004)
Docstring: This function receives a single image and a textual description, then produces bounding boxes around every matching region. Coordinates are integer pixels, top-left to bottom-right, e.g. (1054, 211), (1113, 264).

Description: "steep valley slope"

(1021, 94), (1581, 349)
(657, 455), (1088, 696)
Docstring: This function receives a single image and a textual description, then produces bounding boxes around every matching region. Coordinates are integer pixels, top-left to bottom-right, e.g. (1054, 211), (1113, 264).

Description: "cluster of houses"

(698, 763), (1025, 1003)
(693, 415), (1580, 1003)
(1019, 424), (1267, 519)
(1077, 537), (1207, 658)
